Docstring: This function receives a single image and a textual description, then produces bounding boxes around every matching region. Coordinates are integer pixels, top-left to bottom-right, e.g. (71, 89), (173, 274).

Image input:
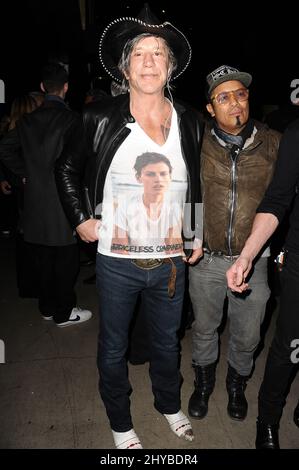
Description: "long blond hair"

(8, 94), (39, 130)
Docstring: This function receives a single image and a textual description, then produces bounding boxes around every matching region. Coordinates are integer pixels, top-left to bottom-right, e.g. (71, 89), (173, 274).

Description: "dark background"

(0, 0), (297, 116)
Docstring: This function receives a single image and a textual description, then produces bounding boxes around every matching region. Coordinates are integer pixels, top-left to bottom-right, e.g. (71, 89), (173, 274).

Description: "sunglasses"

(211, 88), (249, 105)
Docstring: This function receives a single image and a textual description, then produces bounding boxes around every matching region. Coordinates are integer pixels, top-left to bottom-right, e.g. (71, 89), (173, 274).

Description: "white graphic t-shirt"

(97, 107), (188, 258)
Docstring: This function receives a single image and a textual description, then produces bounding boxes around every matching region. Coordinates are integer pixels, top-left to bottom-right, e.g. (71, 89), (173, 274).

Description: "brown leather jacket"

(201, 120), (281, 255)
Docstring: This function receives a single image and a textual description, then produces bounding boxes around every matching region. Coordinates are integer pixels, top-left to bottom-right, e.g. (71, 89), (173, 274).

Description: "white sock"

(164, 410), (194, 442)
(112, 429), (143, 449)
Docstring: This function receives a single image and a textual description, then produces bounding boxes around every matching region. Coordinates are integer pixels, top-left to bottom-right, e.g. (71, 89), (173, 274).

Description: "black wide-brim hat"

(99, 4), (192, 83)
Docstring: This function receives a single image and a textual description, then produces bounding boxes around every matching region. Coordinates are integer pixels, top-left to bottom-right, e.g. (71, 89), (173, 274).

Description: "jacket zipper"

(228, 148), (240, 256)
(84, 187), (94, 218)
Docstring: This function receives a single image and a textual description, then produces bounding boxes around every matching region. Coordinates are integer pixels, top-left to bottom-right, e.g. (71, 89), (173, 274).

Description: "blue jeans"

(96, 254), (185, 432)
(189, 254), (270, 376)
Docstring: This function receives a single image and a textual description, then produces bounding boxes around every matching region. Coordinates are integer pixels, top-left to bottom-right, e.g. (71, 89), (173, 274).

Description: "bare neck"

(130, 90), (167, 117)
(129, 90), (172, 145)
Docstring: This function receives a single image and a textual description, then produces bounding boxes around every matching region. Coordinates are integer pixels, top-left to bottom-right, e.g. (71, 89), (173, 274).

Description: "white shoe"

(41, 315), (53, 321)
(164, 410), (194, 442)
(112, 429), (143, 449)
(56, 307), (92, 327)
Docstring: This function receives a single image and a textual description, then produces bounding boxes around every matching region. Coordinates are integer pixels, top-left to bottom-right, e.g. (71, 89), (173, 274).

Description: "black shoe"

(255, 419), (280, 449)
(227, 391), (248, 420)
(188, 363), (216, 419)
(83, 274), (96, 284)
(226, 364), (248, 421)
(294, 401), (299, 428)
(188, 390), (211, 419)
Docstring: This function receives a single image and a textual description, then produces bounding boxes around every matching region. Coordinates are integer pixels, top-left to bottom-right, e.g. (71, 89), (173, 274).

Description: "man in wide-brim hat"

(99, 3), (192, 85)
(56, 3), (203, 449)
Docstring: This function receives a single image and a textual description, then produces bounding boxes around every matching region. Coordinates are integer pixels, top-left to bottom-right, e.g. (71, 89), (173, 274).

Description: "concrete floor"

(0, 236), (298, 450)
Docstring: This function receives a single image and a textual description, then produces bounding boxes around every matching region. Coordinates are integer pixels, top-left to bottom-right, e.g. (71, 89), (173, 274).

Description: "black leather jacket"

(55, 94), (203, 252)
(0, 98), (79, 246)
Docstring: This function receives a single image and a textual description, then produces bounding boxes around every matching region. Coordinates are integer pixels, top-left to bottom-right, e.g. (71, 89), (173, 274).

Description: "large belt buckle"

(131, 258), (163, 270)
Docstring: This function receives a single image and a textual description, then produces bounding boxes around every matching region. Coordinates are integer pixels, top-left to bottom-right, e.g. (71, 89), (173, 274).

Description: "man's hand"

(76, 219), (100, 242)
(0, 180), (12, 195)
(226, 256), (252, 292)
(183, 247), (203, 264)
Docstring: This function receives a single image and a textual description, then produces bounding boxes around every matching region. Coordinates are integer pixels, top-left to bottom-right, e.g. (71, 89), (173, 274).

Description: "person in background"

(0, 94), (40, 294)
(1, 95), (38, 239)
(0, 63), (92, 326)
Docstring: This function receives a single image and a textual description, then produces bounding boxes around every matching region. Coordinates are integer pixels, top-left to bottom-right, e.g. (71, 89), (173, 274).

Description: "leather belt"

(131, 258), (177, 298)
(203, 248), (239, 261)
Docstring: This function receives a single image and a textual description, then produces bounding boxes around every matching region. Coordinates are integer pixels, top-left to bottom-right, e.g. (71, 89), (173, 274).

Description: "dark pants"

(0, 190), (18, 233)
(127, 296), (150, 364)
(96, 254), (185, 432)
(16, 234), (40, 298)
(35, 243), (79, 323)
(258, 251), (299, 424)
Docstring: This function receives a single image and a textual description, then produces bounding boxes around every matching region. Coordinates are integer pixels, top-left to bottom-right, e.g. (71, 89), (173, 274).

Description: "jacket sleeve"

(180, 108), (203, 251)
(0, 163), (6, 182)
(0, 128), (25, 177)
(257, 121), (299, 222)
(194, 114), (204, 242)
(55, 116), (91, 229)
